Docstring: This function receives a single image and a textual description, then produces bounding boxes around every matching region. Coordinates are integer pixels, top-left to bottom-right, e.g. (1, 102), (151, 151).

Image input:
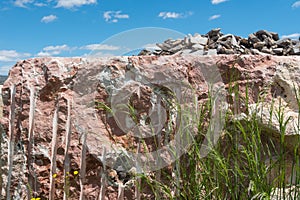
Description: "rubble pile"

(139, 29), (300, 56)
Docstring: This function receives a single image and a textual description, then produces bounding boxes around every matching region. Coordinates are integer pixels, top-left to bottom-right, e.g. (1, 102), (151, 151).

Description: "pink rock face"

(0, 54), (300, 199)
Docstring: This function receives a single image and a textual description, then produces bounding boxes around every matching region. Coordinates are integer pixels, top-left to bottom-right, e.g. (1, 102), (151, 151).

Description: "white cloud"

(209, 14), (221, 20)
(0, 50), (31, 62)
(36, 52), (53, 57)
(14, 0), (34, 7)
(211, 0), (228, 5)
(103, 11), (129, 23)
(83, 52), (115, 58)
(158, 11), (193, 19)
(37, 44), (71, 57)
(56, 0), (97, 8)
(281, 33), (300, 39)
(292, 1), (300, 8)
(158, 12), (181, 19)
(81, 44), (120, 51)
(43, 44), (70, 51)
(14, 0), (53, 8)
(41, 15), (58, 23)
(34, 2), (48, 7)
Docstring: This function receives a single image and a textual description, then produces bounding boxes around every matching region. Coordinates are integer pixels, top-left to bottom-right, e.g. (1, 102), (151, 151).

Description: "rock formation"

(0, 30), (300, 199)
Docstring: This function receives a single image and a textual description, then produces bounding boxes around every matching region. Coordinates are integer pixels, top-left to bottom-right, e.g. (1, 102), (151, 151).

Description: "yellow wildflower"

(73, 170), (79, 175)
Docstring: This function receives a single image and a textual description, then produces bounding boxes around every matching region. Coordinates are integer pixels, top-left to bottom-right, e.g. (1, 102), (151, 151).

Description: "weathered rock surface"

(0, 54), (300, 199)
(143, 29), (300, 56)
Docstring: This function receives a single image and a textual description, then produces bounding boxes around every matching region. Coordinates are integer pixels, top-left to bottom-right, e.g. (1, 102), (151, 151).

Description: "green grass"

(133, 85), (300, 200)
(94, 76), (300, 199)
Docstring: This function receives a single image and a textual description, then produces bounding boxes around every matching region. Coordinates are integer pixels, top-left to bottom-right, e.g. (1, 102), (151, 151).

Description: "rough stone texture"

(0, 54), (300, 199)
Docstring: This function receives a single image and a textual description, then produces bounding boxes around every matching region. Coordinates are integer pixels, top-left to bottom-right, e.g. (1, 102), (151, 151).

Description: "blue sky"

(0, 0), (300, 75)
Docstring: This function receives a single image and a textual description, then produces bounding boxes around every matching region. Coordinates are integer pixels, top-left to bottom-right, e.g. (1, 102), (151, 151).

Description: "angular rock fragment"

(261, 47), (273, 54)
(292, 45), (300, 55)
(256, 30), (273, 41)
(253, 41), (266, 50)
(192, 44), (205, 50)
(190, 49), (205, 55)
(273, 48), (284, 55)
(218, 34), (238, 48)
(190, 35), (208, 45)
(270, 32), (280, 41)
(276, 38), (292, 48)
(207, 28), (222, 41)
(264, 37), (276, 47)
(248, 33), (261, 44)
(205, 49), (217, 55)
(169, 44), (184, 53)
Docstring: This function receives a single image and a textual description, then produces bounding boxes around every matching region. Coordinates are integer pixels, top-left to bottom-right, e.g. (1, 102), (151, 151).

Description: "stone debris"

(141, 29), (300, 56)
